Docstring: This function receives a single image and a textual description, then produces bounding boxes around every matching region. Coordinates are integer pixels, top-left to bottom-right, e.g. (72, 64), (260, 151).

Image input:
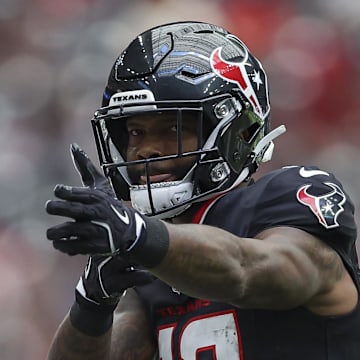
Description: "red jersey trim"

(192, 194), (225, 224)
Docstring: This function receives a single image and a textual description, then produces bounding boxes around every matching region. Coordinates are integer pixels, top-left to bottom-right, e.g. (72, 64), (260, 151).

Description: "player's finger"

(71, 143), (105, 188)
(52, 237), (109, 256)
(52, 238), (89, 256)
(53, 184), (94, 202)
(45, 199), (95, 219)
(46, 221), (106, 241)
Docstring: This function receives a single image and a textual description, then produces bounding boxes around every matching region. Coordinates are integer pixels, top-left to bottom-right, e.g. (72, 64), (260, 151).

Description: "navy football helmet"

(92, 21), (285, 218)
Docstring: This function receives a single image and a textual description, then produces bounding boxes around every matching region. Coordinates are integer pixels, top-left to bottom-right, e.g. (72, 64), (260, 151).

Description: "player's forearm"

(47, 313), (112, 360)
(150, 222), (246, 302)
(149, 224), (328, 310)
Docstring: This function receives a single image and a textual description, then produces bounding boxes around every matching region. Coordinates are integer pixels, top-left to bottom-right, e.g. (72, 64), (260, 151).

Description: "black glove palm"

(46, 143), (146, 256)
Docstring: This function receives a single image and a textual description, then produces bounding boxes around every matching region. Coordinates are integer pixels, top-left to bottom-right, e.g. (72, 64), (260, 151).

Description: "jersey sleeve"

(207, 166), (357, 258)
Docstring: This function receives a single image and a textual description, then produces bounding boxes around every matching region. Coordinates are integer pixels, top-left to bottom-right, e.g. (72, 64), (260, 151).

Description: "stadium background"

(0, 0), (359, 358)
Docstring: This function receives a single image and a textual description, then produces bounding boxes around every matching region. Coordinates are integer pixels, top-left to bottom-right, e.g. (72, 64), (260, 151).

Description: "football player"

(46, 21), (360, 359)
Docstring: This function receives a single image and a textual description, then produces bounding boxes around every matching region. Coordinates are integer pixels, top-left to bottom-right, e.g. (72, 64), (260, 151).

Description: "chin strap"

(130, 180), (194, 219)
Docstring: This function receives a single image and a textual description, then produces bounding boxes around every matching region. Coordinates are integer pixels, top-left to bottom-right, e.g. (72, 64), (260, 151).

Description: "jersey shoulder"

(205, 165), (357, 254)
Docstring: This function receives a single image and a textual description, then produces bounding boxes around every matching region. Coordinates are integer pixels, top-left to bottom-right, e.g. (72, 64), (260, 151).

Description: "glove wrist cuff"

(128, 217), (169, 268)
(69, 300), (114, 336)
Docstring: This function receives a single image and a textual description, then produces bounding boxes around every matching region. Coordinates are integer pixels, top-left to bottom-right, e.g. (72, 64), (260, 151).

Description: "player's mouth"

(139, 173), (177, 184)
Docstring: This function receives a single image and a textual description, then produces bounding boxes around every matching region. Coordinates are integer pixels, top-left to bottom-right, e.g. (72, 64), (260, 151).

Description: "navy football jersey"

(135, 166), (360, 360)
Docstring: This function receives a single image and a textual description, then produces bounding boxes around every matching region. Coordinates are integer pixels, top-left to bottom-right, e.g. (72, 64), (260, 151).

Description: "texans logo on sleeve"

(296, 182), (346, 229)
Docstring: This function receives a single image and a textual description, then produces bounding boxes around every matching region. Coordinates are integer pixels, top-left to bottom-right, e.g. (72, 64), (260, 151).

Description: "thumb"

(70, 143), (105, 188)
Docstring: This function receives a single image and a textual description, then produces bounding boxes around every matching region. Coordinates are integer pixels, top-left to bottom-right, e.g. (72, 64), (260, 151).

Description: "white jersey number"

(157, 310), (243, 359)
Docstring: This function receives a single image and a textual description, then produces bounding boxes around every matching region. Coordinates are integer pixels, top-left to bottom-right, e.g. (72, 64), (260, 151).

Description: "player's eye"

(128, 128), (143, 136)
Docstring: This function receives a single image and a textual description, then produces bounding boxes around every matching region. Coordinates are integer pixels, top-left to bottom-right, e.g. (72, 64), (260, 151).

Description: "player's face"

(126, 112), (201, 185)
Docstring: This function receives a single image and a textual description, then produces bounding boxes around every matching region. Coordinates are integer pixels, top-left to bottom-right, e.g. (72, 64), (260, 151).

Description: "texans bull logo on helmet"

(210, 35), (268, 119)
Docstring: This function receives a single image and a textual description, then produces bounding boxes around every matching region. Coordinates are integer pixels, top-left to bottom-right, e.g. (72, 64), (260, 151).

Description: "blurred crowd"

(0, 0), (359, 358)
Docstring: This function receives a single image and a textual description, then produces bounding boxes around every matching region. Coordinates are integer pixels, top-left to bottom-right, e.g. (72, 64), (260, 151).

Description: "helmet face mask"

(91, 21), (283, 218)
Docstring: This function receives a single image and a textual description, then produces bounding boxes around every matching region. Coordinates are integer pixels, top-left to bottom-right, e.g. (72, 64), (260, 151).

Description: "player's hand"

(45, 143), (147, 256)
(76, 254), (153, 311)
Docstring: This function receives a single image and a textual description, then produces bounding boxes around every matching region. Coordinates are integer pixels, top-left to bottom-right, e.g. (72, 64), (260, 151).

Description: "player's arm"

(47, 311), (112, 360)
(47, 289), (156, 360)
(151, 223), (356, 314)
(46, 145), (356, 316)
(111, 289), (157, 359)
